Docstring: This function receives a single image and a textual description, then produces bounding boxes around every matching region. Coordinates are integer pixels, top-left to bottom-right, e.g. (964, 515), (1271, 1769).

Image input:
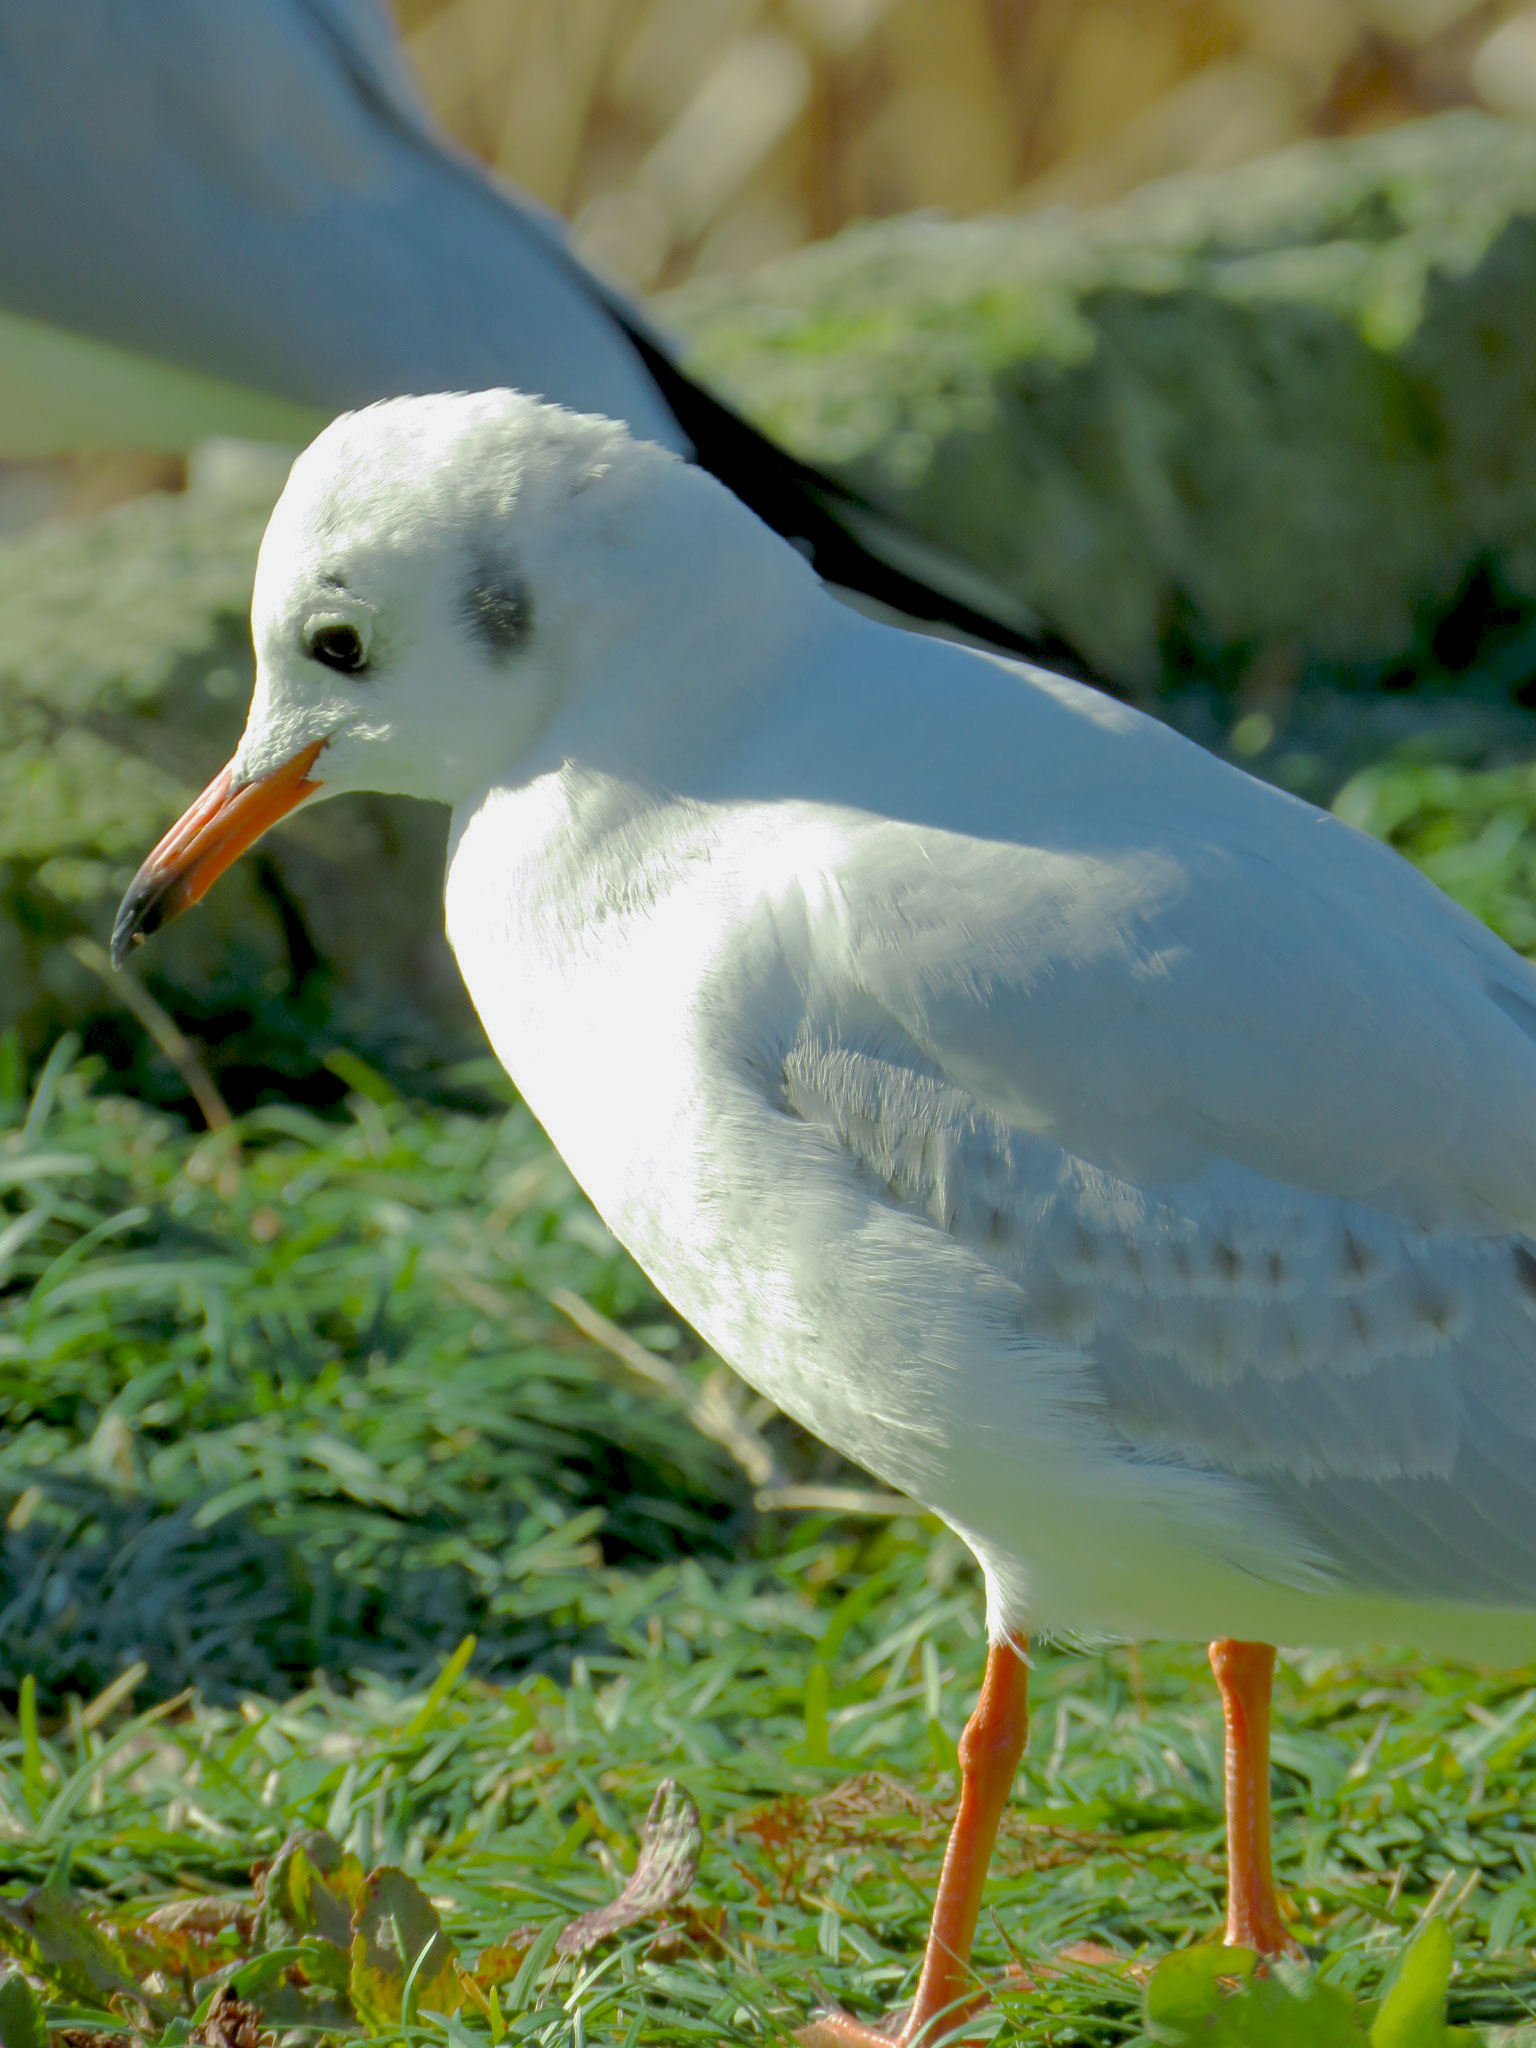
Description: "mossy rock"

(667, 110), (1536, 697)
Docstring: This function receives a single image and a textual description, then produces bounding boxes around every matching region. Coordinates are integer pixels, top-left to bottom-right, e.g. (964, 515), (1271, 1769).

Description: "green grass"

(5, 1543), (1536, 2042)
(0, 1045), (752, 1704)
(9, 741), (1536, 2040)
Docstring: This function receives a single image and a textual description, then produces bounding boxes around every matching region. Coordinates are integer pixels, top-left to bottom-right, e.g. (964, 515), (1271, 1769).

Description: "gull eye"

(308, 621), (368, 674)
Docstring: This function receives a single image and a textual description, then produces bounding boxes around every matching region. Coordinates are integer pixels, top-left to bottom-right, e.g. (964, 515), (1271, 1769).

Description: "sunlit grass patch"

(3, 1545), (1536, 2038)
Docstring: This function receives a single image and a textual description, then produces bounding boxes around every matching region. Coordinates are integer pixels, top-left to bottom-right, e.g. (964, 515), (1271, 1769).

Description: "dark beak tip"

(110, 882), (158, 969)
(103, 737), (324, 975)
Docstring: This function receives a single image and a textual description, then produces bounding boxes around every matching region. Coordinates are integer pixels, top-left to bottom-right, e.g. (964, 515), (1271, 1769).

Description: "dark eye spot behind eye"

(309, 621), (367, 673)
(463, 560), (530, 659)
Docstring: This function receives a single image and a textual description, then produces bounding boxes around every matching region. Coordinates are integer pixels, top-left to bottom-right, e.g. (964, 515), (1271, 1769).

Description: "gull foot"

(794, 2015), (902, 2047)
(1227, 1919), (1305, 1962)
(794, 1941), (1129, 2045)
(797, 1643), (1032, 2048)
(795, 1999), (983, 2047)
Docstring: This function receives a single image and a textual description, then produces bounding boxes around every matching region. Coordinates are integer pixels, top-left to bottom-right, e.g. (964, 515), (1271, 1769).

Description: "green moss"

(668, 113), (1536, 693)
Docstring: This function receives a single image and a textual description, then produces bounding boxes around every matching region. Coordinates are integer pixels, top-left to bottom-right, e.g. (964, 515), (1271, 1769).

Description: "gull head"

(111, 387), (797, 965)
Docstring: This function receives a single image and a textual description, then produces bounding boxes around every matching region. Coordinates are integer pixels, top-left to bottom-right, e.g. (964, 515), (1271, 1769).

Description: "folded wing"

(773, 795), (1536, 1603)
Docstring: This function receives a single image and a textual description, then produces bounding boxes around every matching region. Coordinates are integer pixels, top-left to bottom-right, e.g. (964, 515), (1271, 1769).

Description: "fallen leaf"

(556, 1779), (703, 1958)
(463, 1929), (537, 1996)
(0, 1889), (141, 2010)
(123, 1897), (248, 1986)
(349, 1868), (460, 2032)
(192, 1985), (266, 2048)
(256, 1831), (362, 1951)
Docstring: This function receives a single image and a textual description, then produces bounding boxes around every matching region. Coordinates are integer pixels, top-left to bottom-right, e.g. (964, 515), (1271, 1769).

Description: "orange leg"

(799, 1638), (1029, 2047)
(1207, 1640), (1294, 1955)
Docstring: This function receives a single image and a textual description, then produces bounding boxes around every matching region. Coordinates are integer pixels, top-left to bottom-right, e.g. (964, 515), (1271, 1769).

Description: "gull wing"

(815, 772), (1536, 1238)
(778, 1017), (1536, 1604)
(759, 772), (1536, 1600)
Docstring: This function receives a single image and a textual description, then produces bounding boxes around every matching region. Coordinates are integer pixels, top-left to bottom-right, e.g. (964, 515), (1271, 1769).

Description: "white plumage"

(113, 387), (1536, 2021)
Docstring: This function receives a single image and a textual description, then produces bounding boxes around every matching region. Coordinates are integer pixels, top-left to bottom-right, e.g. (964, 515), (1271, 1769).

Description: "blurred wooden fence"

(393, 0), (1536, 287)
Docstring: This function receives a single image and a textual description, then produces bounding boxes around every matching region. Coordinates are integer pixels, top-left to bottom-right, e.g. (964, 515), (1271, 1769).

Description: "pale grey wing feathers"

(833, 814), (1536, 1236)
(1264, 1451), (1536, 1603)
(780, 1033), (1536, 1605)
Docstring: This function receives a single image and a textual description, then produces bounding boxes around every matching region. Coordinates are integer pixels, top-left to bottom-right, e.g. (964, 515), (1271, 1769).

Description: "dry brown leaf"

(192, 1986), (268, 2048)
(555, 1779), (703, 1957)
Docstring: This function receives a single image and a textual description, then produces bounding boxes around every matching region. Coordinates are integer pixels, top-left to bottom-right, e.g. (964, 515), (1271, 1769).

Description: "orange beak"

(110, 737), (328, 967)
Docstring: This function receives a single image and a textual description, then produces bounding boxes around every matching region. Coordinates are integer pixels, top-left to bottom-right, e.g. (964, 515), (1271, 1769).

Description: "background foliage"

(394, 0), (1536, 293)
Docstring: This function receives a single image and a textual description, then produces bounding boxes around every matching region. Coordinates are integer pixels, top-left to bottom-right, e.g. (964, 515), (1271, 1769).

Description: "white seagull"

(0, 0), (1047, 665)
(114, 391), (1536, 2042)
